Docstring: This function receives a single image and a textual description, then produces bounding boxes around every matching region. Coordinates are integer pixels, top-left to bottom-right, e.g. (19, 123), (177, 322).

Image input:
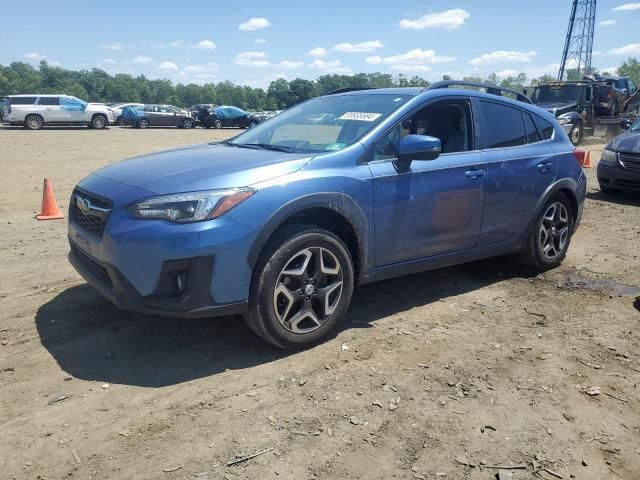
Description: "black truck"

(527, 78), (639, 145)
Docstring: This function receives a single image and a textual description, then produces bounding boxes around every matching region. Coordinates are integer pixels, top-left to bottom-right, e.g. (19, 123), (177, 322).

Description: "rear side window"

(479, 101), (526, 149)
(10, 97), (37, 105)
(534, 115), (555, 140)
(523, 112), (541, 143)
(38, 97), (60, 106)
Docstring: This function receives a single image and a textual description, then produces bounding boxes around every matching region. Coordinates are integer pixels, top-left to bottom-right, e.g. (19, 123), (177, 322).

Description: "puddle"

(558, 269), (640, 297)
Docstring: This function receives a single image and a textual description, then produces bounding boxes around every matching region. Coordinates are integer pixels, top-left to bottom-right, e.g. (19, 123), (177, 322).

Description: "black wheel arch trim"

(246, 192), (370, 283)
(524, 176), (582, 239)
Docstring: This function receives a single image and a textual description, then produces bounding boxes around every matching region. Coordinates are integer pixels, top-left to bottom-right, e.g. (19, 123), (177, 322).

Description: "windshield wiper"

(238, 143), (296, 152)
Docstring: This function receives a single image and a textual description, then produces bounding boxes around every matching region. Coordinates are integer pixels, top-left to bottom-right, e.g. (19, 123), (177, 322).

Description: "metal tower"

(558, 0), (597, 80)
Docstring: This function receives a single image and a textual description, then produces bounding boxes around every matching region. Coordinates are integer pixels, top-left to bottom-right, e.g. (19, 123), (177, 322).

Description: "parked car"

(597, 118), (640, 194)
(67, 82), (586, 349)
(123, 104), (195, 129)
(187, 104), (215, 124)
(1, 94), (113, 130)
(110, 103), (144, 126)
(202, 106), (261, 129)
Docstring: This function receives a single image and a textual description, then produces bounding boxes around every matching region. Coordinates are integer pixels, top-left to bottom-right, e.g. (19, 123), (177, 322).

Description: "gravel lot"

(1, 126), (639, 480)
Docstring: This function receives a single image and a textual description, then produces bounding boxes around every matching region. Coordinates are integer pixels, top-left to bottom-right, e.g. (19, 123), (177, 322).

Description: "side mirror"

(395, 135), (441, 171)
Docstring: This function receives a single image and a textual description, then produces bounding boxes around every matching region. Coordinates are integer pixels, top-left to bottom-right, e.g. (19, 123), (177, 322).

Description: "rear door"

(476, 100), (558, 246)
(369, 96), (488, 265)
(37, 96), (64, 122)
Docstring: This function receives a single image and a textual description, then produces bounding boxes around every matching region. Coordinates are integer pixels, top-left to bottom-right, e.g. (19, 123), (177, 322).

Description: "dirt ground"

(1, 126), (639, 480)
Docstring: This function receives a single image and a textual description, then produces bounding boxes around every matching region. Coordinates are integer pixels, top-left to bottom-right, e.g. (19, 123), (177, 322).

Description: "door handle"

(537, 162), (552, 174)
(465, 170), (486, 180)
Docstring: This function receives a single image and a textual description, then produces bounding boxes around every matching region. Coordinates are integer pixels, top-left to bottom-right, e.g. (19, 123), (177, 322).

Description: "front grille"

(71, 189), (111, 238)
(619, 153), (640, 171)
(71, 244), (113, 288)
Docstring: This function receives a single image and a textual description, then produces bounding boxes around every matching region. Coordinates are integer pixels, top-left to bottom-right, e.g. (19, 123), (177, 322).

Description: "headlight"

(600, 149), (618, 166)
(557, 116), (572, 125)
(129, 188), (255, 223)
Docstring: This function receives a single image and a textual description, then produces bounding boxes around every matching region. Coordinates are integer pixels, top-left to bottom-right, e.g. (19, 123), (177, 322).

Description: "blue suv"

(68, 82), (586, 349)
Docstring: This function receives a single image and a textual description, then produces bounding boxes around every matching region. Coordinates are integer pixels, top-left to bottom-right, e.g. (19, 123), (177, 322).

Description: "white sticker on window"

(338, 112), (383, 122)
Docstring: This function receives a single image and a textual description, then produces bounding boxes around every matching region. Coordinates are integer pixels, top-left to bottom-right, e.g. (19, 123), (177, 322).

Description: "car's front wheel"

(520, 193), (574, 270)
(213, 119), (222, 129)
(568, 123), (582, 146)
(181, 118), (194, 129)
(245, 225), (355, 349)
(91, 114), (108, 129)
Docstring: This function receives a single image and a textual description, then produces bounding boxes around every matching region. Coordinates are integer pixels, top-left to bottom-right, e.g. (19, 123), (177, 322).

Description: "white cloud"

(24, 52), (46, 61)
(599, 66), (619, 74)
(169, 40), (184, 48)
(189, 40), (216, 50)
(241, 73), (287, 89)
(101, 42), (123, 51)
(307, 47), (327, 57)
(277, 60), (304, 69)
(132, 56), (152, 64)
(496, 69), (520, 78)
(101, 58), (116, 65)
(158, 61), (179, 72)
(333, 40), (383, 53)
(599, 19), (617, 27)
(613, 2), (640, 11)
(183, 62), (219, 81)
(151, 42), (166, 49)
(400, 8), (470, 30)
(308, 59), (352, 73)
(608, 43), (640, 55)
(239, 17), (271, 31)
(469, 50), (537, 66)
(254, 38), (267, 44)
(235, 51), (270, 67)
(366, 48), (455, 72)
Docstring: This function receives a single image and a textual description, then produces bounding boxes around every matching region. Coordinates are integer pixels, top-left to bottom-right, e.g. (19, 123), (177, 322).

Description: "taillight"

(573, 149), (591, 168)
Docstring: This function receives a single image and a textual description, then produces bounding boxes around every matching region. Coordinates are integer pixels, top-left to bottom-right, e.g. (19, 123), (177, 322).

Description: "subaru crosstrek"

(68, 82), (586, 349)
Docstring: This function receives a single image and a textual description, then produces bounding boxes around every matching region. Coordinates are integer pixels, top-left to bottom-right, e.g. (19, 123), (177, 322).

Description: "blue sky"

(1, 0), (639, 87)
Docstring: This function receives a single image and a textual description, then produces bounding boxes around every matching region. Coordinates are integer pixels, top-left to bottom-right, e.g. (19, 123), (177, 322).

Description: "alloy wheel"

(273, 247), (343, 334)
(27, 116), (42, 129)
(538, 202), (569, 261)
(570, 126), (581, 145)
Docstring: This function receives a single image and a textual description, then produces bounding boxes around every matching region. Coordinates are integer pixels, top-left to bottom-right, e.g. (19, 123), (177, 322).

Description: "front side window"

(230, 94), (412, 153)
(480, 101), (526, 149)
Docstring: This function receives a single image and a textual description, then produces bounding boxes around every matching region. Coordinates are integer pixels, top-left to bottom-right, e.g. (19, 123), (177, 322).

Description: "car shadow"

(586, 190), (640, 207)
(36, 256), (532, 388)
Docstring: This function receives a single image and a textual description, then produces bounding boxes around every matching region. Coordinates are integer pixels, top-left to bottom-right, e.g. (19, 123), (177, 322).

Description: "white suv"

(1, 94), (114, 130)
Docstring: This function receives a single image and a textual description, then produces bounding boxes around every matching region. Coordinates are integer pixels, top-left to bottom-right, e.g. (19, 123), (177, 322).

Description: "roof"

(8, 93), (67, 97)
(329, 87), (424, 96)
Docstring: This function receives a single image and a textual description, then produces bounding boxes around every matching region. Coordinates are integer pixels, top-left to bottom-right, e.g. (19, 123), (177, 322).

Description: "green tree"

(617, 58), (640, 85)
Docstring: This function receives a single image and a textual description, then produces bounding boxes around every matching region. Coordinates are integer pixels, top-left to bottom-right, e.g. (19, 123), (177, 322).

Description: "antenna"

(558, 0), (597, 80)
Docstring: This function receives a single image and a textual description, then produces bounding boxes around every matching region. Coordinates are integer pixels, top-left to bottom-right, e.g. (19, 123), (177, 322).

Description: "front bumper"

(67, 176), (257, 318)
(597, 162), (640, 191)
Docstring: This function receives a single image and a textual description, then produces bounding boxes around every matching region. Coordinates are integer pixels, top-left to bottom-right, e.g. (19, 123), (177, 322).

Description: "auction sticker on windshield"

(339, 112), (382, 122)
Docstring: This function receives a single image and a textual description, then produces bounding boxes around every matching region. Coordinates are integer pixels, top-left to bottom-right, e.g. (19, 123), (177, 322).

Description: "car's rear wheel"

(91, 114), (108, 129)
(181, 118), (194, 129)
(137, 118), (149, 129)
(25, 114), (43, 130)
(245, 225), (355, 349)
(213, 119), (222, 129)
(520, 193), (574, 270)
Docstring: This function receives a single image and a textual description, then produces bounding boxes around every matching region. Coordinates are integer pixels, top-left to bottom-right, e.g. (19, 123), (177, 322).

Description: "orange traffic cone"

(36, 178), (64, 220)
(582, 150), (592, 168)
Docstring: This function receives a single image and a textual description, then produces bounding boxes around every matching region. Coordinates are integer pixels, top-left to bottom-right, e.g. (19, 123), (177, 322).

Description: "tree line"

(1, 59), (638, 111)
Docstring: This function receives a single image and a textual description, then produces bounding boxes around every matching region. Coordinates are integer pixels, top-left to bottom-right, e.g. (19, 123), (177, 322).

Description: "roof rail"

(425, 80), (532, 104)
(326, 87), (374, 95)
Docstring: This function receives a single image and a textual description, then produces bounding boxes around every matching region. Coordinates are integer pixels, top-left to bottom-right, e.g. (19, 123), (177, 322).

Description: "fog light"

(176, 273), (187, 293)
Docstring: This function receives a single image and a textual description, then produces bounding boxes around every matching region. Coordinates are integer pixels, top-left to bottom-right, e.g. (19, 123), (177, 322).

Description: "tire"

(91, 114), (108, 129)
(248, 120), (257, 129)
(137, 118), (149, 129)
(520, 192), (574, 271)
(24, 114), (43, 130)
(568, 123), (582, 146)
(245, 225), (355, 349)
(181, 118), (194, 129)
(213, 119), (222, 129)
(116, 116), (125, 126)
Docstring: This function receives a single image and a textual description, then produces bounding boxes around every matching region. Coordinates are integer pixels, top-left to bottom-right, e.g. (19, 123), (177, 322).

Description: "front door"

(368, 97), (487, 266)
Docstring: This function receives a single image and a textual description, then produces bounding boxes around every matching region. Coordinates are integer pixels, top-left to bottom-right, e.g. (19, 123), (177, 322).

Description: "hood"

(534, 102), (578, 117)
(93, 143), (313, 194)
(86, 104), (112, 114)
(607, 131), (640, 154)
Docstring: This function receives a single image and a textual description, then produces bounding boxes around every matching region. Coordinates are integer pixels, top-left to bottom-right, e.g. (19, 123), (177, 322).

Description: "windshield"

(531, 85), (582, 104)
(229, 93), (412, 153)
